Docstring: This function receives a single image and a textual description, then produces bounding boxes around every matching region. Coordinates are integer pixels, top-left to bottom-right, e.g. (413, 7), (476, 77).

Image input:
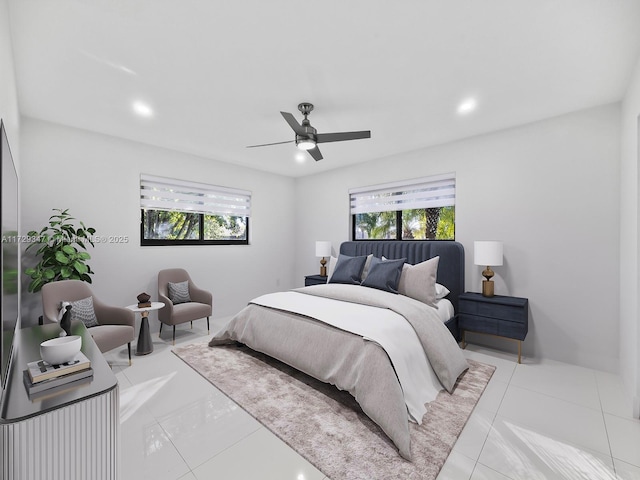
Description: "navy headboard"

(339, 241), (465, 313)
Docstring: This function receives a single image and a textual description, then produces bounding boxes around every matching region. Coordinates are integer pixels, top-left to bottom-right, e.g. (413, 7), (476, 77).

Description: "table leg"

(518, 340), (522, 364)
(136, 311), (153, 355)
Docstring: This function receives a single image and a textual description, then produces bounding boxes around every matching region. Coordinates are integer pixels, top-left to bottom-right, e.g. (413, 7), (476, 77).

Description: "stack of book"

(23, 351), (93, 396)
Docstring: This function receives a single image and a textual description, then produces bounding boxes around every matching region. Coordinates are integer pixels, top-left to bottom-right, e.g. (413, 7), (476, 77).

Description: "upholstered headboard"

(339, 240), (465, 313)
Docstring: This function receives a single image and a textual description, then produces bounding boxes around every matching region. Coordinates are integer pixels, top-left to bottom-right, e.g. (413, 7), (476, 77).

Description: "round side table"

(126, 302), (165, 356)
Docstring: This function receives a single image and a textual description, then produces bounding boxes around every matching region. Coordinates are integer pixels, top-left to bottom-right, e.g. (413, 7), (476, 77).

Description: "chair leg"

(207, 316), (210, 333)
(190, 321), (193, 329)
(159, 322), (163, 338)
(173, 326), (176, 345)
(127, 343), (132, 366)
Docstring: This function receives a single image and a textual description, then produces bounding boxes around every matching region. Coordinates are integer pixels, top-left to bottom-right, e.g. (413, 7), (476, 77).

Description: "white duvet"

(251, 291), (442, 423)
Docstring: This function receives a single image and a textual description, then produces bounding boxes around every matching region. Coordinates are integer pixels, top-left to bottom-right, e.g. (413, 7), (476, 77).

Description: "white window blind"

(349, 173), (455, 215)
(140, 174), (251, 217)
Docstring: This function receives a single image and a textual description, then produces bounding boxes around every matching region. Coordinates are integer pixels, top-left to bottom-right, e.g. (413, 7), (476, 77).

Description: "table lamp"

(474, 241), (503, 297)
(315, 241), (332, 276)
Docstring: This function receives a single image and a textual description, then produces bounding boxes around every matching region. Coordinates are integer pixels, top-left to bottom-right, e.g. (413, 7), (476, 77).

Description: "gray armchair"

(41, 280), (136, 365)
(158, 268), (212, 344)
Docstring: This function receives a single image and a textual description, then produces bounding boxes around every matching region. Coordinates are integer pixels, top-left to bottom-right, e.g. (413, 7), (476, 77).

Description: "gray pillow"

(397, 256), (440, 306)
(68, 296), (99, 328)
(168, 281), (191, 304)
(361, 257), (406, 293)
(328, 254), (368, 285)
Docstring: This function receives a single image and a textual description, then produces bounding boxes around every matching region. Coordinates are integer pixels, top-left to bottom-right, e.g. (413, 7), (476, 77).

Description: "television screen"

(1, 119), (20, 389)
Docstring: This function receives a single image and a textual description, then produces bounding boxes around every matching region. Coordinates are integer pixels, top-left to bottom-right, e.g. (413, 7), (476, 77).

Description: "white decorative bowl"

(40, 335), (82, 365)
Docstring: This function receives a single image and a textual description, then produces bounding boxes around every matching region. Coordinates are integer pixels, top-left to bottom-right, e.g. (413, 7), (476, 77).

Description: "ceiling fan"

(246, 103), (371, 161)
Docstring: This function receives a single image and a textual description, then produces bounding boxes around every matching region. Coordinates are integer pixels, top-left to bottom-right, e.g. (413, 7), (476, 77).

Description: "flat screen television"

(1, 119), (20, 393)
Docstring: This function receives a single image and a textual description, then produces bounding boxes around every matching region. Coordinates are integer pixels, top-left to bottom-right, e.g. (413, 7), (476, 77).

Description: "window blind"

(140, 174), (251, 217)
(349, 173), (455, 215)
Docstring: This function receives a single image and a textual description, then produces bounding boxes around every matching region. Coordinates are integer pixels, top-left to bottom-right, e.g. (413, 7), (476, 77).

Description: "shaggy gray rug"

(173, 342), (495, 480)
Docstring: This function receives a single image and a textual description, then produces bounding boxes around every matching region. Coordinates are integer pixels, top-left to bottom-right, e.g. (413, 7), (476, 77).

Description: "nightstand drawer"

(458, 314), (499, 335)
(496, 319), (527, 340)
(459, 297), (528, 323)
(305, 275), (328, 286)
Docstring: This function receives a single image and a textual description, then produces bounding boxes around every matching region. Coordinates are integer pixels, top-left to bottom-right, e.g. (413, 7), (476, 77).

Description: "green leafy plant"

(24, 208), (96, 293)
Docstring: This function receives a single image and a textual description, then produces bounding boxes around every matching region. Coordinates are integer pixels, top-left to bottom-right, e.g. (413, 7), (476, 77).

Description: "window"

(350, 173), (455, 240)
(140, 174), (250, 245)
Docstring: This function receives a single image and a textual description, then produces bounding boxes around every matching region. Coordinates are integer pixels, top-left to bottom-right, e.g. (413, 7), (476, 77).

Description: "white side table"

(126, 302), (165, 355)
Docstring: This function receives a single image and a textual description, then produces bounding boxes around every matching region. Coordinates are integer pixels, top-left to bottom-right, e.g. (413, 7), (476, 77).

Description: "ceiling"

(7, 0), (640, 177)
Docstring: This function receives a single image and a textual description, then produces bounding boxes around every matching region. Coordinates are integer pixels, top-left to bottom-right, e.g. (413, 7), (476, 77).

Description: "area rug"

(173, 342), (495, 480)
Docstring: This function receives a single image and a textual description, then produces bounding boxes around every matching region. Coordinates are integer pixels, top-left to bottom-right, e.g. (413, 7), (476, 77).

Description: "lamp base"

(320, 257), (327, 277)
(482, 280), (495, 297)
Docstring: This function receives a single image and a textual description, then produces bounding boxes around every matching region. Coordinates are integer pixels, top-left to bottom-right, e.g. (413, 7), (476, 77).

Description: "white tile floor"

(104, 318), (640, 480)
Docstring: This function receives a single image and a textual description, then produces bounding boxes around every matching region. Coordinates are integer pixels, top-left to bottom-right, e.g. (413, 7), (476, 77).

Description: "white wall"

(19, 118), (296, 329)
(295, 103), (621, 373)
(620, 54), (640, 418)
(0, 0), (19, 165)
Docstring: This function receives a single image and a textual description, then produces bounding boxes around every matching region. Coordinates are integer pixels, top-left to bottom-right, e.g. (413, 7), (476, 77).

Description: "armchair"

(158, 268), (212, 344)
(41, 280), (136, 365)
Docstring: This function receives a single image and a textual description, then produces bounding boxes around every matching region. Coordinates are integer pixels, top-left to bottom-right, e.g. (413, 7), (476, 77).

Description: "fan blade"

(308, 146), (323, 161)
(316, 131), (371, 144)
(246, 140), (294, 148)
(280, 111), (306, 135)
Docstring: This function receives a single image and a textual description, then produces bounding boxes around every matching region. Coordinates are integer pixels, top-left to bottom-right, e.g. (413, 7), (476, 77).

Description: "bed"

(209, 240), (468, 460)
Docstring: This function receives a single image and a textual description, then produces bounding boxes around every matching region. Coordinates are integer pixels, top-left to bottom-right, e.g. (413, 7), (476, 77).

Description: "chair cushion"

(165, 302), (212, 326)
(88, 324), (135, 353)
(168, 281), (191, 304)
(67, 296), (100, 328)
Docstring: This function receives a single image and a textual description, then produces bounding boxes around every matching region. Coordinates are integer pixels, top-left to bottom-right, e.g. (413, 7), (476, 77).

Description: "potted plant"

(24, 208), (97, 293)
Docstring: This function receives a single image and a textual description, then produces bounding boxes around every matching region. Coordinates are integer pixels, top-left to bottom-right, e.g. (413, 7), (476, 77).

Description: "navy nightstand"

(305, 275), (328, 286)
(458, 292), (529, 363)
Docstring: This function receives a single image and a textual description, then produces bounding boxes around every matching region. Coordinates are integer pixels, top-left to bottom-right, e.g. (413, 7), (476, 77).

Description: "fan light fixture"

(296, 137), (316, 150)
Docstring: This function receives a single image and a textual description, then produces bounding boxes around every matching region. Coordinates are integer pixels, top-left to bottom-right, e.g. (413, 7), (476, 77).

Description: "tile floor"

(104, 317), (640, 480)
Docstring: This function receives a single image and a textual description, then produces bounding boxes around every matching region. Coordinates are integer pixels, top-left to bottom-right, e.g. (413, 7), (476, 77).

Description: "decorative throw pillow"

(397, 256), (440, 306)
(168, 281), (191, 304)
(68, 296), (99, 328)
(328, 254), (373, 282)
(361, 257), (406, 293)
(328, 254), (368, 285)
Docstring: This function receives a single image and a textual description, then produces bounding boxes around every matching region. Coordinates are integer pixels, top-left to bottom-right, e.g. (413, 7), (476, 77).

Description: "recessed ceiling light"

(133, 101), (154, 118)
(457, 97), (478, 115)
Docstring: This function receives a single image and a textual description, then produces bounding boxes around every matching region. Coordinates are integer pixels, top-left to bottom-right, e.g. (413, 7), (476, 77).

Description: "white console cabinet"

(0, 321), (119, 480)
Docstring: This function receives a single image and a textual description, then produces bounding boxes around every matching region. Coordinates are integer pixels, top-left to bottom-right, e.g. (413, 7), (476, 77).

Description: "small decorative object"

(40, 335), (82, 365)
(315, 241), (332, 277)
(59, 304), (72, 337)
(137, 292), (152, 308)
(474, 241), (504, 297)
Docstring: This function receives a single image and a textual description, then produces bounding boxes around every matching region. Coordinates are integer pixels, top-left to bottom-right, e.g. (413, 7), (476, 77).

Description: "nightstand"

(305, 274), (328, 286)
(458, 292), (529, 363)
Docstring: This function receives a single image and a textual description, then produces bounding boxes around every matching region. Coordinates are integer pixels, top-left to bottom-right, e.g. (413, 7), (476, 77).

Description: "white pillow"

(327, 256), (338, 281)
(435, 283), (450, 300)
(360, 254), (374, 280)
(397, 256), (440, 307)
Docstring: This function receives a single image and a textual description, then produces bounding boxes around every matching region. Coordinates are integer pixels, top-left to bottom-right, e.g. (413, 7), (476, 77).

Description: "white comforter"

(252, 291), (442, 423)
(209, 284), (469, 460)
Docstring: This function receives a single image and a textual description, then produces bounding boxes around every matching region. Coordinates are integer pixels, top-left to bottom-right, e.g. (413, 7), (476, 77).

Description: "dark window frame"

(351, 207), (455, 241)
(140, 209), (249, 246)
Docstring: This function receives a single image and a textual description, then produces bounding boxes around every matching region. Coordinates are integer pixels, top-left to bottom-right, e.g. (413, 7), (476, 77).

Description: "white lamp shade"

(315, 241), (332, 257)
(474, 241), (503, 266)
